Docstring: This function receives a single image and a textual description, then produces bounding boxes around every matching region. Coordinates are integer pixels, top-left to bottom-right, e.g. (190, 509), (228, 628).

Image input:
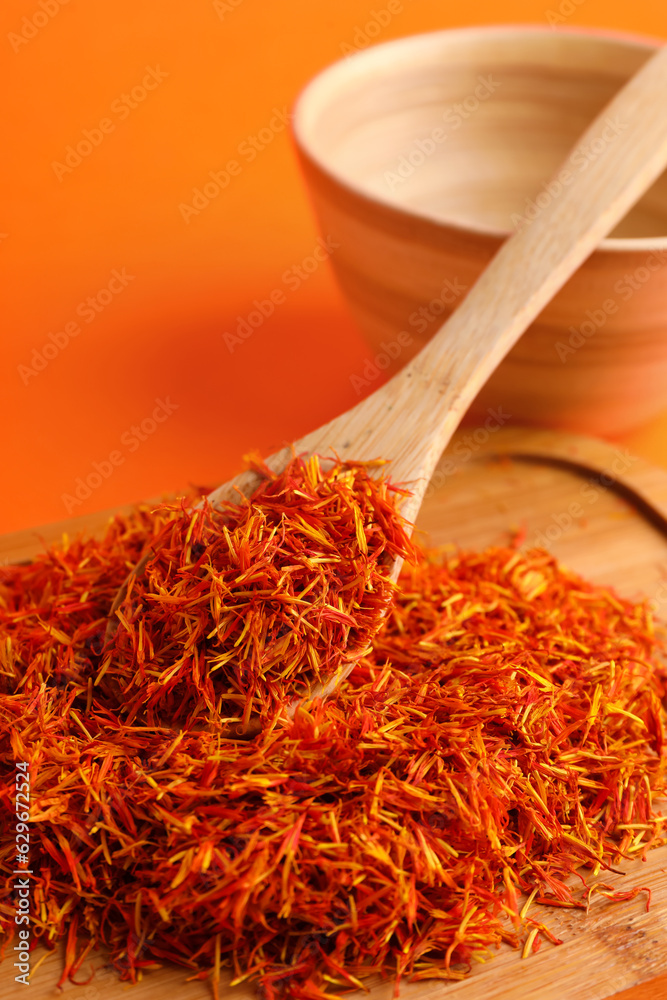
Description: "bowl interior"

(296, 28), (667, 242)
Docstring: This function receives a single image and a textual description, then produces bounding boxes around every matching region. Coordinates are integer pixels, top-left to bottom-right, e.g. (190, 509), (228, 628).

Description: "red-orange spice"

(105, 454), (414, 727)
(1, 471), (666, 999)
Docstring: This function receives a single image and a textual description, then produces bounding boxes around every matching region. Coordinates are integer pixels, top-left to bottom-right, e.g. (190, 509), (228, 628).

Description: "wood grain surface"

(2, 427), (667, 999)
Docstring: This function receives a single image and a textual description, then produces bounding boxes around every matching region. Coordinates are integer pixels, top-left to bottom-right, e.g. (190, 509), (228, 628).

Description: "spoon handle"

(311, 47), (666, 495)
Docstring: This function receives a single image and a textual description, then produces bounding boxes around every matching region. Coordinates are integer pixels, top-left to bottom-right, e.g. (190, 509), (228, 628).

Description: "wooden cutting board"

(2, 428), (667, 1000)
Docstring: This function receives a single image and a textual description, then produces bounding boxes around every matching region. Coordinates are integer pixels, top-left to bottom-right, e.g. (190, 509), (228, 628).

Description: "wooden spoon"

(111, 45), (667, 699)
(209, 46), (667, 516)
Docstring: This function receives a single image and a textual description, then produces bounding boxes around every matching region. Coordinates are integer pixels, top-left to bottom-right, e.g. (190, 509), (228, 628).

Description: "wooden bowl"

(292, 26), (667, 435)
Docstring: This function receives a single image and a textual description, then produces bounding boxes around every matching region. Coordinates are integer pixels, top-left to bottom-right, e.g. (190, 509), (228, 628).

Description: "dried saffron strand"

(1, 489), (667, 999)
(107, 455), (414, 726)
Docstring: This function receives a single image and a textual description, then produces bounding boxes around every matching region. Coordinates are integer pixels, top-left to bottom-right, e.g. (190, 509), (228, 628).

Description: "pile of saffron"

(1, 461), (666, 1000)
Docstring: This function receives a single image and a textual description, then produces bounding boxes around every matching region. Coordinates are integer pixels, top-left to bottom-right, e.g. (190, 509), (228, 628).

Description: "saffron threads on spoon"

(90, 455), (413, 728)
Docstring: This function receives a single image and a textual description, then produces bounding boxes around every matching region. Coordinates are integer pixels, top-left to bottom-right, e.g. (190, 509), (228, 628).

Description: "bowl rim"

(292, 23), (667, 252)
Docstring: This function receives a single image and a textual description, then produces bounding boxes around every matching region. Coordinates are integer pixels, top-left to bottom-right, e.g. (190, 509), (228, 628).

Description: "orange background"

(2, 0), (667, 534)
